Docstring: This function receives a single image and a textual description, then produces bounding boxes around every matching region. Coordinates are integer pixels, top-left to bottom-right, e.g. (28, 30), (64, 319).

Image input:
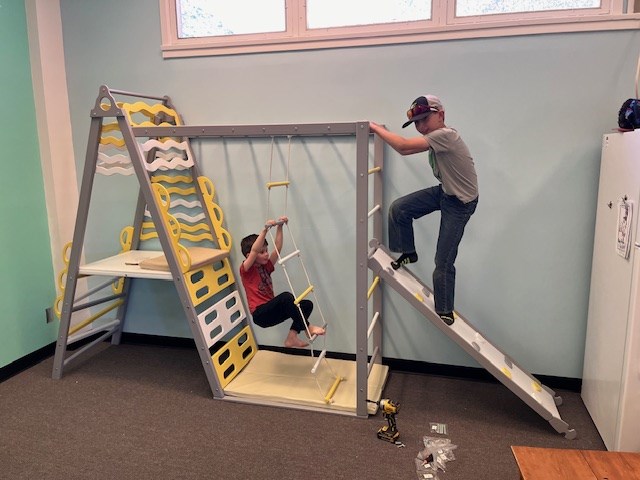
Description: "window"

(305, 0), (431, 29)
(160, 0), (640, 58)
(456, 0), (601, 17)
(176, 0), (286, 38)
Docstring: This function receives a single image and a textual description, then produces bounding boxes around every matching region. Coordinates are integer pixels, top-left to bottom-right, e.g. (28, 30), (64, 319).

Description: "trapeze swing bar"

(265, 219), (287, 229)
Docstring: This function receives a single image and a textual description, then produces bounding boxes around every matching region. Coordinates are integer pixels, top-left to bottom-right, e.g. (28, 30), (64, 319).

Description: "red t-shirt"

(239, 260), (275, 313)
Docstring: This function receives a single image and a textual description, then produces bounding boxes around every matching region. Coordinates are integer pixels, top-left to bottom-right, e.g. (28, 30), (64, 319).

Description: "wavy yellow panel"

(151, 174), (193, 184)
(139, 230), (157, 241)
(121, 101), (182, 126)
(162, 185), (196, 197)
(99, 136), (125, 147)
(180, 232), (214, 243)
(135, 121), (184, 128)
(180, 222), (210, 234)
(101, 122), (121, 133)
(139, 227), (212, 244)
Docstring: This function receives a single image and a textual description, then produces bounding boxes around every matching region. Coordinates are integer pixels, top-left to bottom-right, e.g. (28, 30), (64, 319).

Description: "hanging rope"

(263, 136), (341, 400)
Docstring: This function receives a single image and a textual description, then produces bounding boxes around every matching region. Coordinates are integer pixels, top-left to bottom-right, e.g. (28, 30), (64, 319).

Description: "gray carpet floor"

(0, 343), (605, 479)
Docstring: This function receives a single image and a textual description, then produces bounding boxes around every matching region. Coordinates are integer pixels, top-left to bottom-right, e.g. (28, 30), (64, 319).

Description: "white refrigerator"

(582, 129), (640, 452)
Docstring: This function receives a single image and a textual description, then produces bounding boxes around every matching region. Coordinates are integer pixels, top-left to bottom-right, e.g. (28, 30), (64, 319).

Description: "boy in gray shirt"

(370, 95), (478, 326)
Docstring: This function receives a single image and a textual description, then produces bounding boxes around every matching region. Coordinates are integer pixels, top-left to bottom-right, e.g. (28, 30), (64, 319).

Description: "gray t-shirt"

(425, 127), (478, 203)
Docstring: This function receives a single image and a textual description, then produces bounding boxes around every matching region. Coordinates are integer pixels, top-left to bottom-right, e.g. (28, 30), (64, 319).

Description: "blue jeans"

(388, 185), (478, 314)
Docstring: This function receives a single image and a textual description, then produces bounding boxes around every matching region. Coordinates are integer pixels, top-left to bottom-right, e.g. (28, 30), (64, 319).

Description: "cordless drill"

(377, 399), (400, 443)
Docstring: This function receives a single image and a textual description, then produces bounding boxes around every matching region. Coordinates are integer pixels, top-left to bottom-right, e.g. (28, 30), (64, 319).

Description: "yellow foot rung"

(324, 376), (346, 404)
(266, 180), (290, 189)
(294, 285), (314, 305)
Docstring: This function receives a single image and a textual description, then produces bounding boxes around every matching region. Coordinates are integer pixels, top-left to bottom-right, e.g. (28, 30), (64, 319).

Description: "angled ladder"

(52, 85), (254, 400)
(367, 240), (576, 439)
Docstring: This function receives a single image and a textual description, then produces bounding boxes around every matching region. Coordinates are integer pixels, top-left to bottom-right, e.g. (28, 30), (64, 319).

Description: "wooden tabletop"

(511, 446), (640, 480)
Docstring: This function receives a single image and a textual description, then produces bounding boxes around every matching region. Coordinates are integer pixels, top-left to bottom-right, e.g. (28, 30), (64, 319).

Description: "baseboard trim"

(1, 333), (582, 393)
(119, 335), (582, 393)
(0, 342), (56, 383)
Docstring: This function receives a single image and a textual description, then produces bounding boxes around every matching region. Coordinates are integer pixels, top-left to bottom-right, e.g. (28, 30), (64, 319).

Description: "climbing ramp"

(367, 240), (576, 438)
(51, 85), (387, 417)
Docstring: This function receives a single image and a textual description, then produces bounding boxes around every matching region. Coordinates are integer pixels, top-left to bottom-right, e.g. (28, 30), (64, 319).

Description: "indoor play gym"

(51, 85), (574, 437)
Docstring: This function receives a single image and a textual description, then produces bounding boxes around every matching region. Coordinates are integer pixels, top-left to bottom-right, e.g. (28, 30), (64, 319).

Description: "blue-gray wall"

(58, 0), (640, 378)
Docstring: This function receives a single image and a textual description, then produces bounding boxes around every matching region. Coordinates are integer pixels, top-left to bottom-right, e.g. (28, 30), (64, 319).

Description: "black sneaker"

(391, 252), (418, 270)
(439, 313), (455, 326)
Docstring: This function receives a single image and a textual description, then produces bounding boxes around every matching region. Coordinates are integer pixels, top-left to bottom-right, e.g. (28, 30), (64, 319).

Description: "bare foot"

(284, 330), (309, 348)
(308, 325), (326, 336)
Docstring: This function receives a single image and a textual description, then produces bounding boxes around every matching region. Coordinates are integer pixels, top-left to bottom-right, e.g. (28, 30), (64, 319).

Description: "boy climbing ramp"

(369, 95), (478, 326)
(239, 217), (326, 347)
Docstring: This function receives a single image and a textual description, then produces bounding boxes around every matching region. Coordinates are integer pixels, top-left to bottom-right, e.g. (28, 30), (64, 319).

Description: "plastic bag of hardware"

(422, 436), (457, 471)
(429, 422), (448, 435)
(415, 457), (440, 480)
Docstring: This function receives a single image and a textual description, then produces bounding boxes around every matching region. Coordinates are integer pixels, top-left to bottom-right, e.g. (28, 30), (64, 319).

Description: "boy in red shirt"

(239, 217), (325, 348)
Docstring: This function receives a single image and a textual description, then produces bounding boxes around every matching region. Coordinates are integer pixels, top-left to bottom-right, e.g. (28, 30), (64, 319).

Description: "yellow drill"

(377, 399), (400, 443)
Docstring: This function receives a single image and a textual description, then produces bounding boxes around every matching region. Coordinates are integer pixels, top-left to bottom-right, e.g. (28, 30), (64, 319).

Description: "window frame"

(160, 0), (640, 58)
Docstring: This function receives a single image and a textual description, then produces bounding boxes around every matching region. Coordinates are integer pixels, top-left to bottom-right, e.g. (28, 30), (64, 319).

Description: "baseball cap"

(402, 95), (444, 128)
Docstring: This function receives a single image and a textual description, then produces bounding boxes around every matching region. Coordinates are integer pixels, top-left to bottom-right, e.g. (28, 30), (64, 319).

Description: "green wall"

(0, 0), (57, 368)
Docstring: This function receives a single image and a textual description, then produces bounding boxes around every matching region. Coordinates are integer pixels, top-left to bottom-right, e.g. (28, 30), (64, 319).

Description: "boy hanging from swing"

(239, 216), (326, 348)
